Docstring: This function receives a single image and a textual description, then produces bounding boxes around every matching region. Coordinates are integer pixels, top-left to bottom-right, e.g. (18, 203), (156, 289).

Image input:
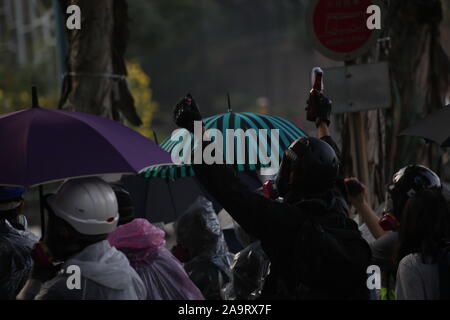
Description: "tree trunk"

(385, 0), (448, 176)
(337, 0), (449, 208)
(59, 0), (141, 126)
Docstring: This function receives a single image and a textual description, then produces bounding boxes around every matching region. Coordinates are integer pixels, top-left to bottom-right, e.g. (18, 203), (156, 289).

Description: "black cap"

(111, 184), (135, 226)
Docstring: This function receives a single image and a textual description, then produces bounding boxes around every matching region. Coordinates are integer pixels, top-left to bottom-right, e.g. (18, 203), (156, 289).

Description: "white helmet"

(47, 177), (119, 235)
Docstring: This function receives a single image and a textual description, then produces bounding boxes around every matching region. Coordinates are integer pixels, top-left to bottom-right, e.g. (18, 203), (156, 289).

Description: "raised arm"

(346, 178), (389, 239)
(173, 94), (299, 241)
(318, 122), (330, 139)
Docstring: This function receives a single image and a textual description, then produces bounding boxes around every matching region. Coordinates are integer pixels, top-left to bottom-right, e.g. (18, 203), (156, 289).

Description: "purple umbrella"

(0, 87), (172, 235)
(0, 109), (172, 187)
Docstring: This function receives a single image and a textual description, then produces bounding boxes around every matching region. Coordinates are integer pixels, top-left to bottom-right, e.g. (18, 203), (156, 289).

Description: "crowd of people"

(1, 93), (449, 300)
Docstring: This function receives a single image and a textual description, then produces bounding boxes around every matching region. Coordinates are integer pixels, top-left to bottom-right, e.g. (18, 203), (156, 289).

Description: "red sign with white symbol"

(307, 0), (381, 61)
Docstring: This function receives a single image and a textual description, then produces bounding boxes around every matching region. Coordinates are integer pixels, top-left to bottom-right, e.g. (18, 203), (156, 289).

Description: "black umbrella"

(399, 105), (450, 147)
(120, 171), (262, 224)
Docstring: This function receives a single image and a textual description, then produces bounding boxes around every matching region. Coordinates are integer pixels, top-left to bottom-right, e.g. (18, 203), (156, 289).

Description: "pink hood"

(108, 218), (166, 262)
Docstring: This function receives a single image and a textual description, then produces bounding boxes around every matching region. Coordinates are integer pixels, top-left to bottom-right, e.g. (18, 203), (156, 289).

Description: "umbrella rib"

(262, 114), (303, 141)
(237, 113), (268, 167)
(269, 115), (308, 137)
(243, 112), (290, 147)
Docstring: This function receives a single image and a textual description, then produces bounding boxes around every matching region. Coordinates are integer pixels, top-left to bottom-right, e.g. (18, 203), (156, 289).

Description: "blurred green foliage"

(0, 63), (59, 113)
(126, 60), (159, 139)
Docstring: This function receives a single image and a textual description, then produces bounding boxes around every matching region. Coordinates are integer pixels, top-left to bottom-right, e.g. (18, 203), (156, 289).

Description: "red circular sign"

(308, 0), (381, 60)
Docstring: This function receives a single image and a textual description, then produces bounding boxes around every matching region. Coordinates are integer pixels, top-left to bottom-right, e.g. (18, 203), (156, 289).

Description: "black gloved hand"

(306, 93), (332, 127)
(173, 93), (203, 132)
(345, 178), (365, 198)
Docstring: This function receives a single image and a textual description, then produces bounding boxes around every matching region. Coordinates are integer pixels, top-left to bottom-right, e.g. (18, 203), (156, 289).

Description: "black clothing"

(193, 136), (371, 299)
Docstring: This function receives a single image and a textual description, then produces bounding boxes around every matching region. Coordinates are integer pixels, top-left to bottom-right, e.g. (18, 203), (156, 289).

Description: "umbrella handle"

(32, 86), (40, 108)
(166, 179), (177, 218)
(39, 185), (46, 239)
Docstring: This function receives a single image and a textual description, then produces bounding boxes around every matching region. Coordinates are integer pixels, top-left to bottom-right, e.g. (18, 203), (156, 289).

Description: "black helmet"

(275, 137), (339, 198)
(111, 183), (135, 226)
(384, 165), (441, 219)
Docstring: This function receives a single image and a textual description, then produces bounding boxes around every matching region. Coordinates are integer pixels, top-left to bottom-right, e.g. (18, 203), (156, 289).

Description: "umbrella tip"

(227, 92), (232, 113)
(31, 86), (39, 108)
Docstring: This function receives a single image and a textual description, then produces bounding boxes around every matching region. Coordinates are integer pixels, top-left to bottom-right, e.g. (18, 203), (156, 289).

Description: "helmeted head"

(0, 186), (27, 230)
(275, 137), (339, 200)
(380, 165), (441, 231)
(175, 197), (228, 259)
(45, 177), (119, 261)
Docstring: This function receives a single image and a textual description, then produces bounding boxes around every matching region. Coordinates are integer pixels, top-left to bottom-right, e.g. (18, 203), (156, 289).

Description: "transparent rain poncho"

(108, 218), (204, 300)
(222, 241), (271, 300)
(0, 221), (37, 299)
(222, 222), (271, 300)
(34, 240), (147, 300)
(175, 197), (232, 300)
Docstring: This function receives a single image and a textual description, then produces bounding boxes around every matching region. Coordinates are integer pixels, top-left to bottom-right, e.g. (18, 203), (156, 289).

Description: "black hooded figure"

(173, 93), (372, 299)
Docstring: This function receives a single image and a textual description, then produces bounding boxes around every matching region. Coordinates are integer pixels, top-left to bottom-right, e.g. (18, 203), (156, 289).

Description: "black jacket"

(193, 136), (372, 299)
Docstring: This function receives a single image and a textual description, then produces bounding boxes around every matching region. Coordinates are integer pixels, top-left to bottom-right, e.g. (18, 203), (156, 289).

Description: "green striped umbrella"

(141, 112), (308, 179)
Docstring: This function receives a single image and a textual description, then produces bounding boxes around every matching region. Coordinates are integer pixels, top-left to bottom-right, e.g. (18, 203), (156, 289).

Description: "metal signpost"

(307, 0), (388, 203)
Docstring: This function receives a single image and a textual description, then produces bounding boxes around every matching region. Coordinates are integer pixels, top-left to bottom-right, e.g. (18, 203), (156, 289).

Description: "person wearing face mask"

(348, 165), (442, 299)
(174, 197), (232, 300)
(172, 93), (371, 299)
(222, 221), (271, 300)
(107, 184), (204, 300)
(0, 186), (37, 299)
(16, 177), (146, 300)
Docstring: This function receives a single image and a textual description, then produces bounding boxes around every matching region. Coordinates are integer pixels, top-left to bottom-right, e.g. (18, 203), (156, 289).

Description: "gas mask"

(44, 200), (84, 262)
(379, 190), (401, 231)
(262, 180), (279, 200)
(275, 151), (292, 198)
(379, 165), (442, 232)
